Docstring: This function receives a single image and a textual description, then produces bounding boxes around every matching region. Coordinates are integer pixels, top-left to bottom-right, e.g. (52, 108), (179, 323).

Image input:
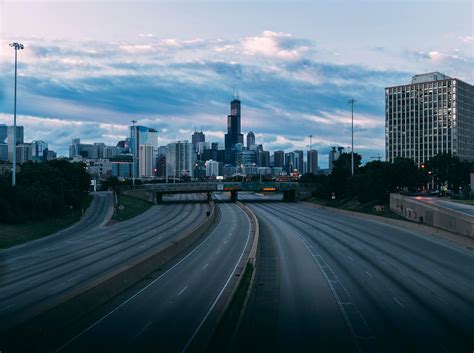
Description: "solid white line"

(182, 205), (251, 353)
(54, 207), (224, 353)
(134, 321), (152, 339)
(67, 274), (82, 282)
(178, 285), (188, 296)
(393, 296), (404, 308)
(365, 270), (373, 279)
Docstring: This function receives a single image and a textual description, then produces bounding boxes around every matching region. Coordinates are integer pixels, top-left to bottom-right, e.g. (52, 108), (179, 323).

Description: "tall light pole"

(131, 120), (137, 186)
(9, 42), (24, 187)
(348, 99), (356, 176)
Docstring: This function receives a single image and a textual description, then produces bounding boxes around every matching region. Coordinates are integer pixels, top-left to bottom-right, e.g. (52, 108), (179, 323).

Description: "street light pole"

(9, 42), (24, 187)
(348, 99), (356, 176)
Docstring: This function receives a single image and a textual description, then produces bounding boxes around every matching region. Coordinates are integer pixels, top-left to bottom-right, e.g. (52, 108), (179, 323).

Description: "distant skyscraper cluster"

(0, 124), (57, 173)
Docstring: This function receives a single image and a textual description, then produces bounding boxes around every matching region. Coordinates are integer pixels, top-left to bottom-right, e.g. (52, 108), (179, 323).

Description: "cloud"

(2, 31), (471, 165)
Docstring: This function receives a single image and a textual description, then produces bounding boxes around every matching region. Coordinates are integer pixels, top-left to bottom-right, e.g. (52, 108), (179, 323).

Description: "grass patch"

(206, 261), (254, 353)
(113, 194), (153, 222)
(0, 196), (92, 249)
(308, 197), (408, 221)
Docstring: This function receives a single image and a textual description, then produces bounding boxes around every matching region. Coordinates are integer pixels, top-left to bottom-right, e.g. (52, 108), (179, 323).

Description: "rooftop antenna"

(309, 134), (313, 151)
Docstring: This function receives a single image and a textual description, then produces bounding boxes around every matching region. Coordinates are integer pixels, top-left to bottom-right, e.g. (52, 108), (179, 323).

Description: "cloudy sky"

(0, 0), (473, 167)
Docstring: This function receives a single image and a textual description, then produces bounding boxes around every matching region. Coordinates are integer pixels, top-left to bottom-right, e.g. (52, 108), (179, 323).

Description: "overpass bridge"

(121, 182), (300, 203)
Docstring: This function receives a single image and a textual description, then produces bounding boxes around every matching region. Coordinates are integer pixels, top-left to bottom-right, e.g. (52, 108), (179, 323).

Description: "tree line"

(300, 153), (473, 204)
(0, 160), (91, 223)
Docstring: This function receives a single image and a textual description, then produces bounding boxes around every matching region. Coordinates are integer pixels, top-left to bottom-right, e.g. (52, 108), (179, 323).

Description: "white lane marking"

(178, 285), (188, 296)
(399, 269), (408, 276)
(0, 303), (16, 312)
(182, 204), (251, 353)
(202, 263), (209, 271)
(347, 255), (355, 262)
(134, 321), (152, 339)
(67, 274), (82, 282)
(216, 249), (221, 255)
(55, 207), (225, 353)
(393, 297), (404, 308)
(365, 270), (373, 279)
(139, 244), (147, 249)
(111, 257), (119, 262)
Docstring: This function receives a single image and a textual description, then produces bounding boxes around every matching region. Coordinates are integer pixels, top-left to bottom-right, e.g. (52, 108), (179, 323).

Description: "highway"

(0, 191), (114, 257)
(54, 201), (251, 353)
(235, 198), (474, 353)
(0, 194), (207, 331)
(414, 196), (474, 216)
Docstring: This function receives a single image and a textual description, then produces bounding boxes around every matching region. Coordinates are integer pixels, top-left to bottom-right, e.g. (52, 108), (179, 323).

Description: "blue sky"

(0, 0), (473, 167)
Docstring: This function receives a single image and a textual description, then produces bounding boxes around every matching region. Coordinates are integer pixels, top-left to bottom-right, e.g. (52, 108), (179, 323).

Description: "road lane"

(240, 202), (474, 353)
(0, 194), (207, 331)
(56, 202), (251, 353)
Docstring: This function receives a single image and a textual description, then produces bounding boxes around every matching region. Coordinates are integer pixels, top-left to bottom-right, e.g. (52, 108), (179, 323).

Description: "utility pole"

(9, 42), (24, 187)
(131, 120), (137, 186)
(348, 99), (356, 176)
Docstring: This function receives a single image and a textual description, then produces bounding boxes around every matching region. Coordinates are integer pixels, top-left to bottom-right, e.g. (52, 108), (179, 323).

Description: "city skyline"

(0, 0), (473, 167)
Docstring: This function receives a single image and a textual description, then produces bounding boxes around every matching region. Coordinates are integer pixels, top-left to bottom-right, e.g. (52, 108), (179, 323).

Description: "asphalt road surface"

(414, 196), (474, 216)
(0, 194), (207, 331)
(54, 201), (251, 353)
(236, 200), (474, 353)
(0, 191), (114, 257)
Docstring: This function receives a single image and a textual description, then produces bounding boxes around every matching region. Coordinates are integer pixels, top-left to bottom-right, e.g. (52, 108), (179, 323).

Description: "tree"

(426, 153), (470, 191)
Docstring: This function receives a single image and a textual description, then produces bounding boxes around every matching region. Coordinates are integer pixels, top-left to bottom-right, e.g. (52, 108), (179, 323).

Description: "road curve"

(236, 201), (474, 353)
(0, 194), (207, 331)
(54, 202), (251, 353)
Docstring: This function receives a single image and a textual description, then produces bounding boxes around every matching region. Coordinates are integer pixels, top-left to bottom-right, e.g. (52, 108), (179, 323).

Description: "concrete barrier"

(4, 202), (217, 352)
(390, 193), (474, 239)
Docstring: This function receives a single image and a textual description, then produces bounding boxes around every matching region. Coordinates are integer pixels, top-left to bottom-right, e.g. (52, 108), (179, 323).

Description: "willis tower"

(224, 98), (243, 164)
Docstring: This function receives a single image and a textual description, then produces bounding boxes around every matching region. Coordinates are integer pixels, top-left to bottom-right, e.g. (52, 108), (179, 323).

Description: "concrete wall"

(390, 193), (474, 239)
(121, 189), (155, 203)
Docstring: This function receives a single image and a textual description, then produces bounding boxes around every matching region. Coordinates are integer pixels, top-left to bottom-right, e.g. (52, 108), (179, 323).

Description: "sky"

(0, 0), (473, 167)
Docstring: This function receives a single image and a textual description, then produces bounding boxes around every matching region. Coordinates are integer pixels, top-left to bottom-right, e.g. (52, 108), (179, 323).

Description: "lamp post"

(131, 120), (137, 187)
(9, 42), (24, 187)
(348, 99), (356, 176)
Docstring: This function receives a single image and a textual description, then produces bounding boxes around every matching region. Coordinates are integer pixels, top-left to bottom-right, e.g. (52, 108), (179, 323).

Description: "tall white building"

(385, 72), (474, 164)
(139, 145), (154, 177)
(166, 141), (195, 178)
(205, 159), (219, 177)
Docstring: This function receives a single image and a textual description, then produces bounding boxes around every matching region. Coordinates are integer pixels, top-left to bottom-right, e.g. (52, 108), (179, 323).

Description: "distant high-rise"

(224, 99), (244, 164)
(385, 72), (474, 164)
(0, 124), (7, 143)
(307, 150), (318, 174)
(166, 141), (196, 178)
(31, 140), (48, 162)
(7, 126), (24, 162)
(274, 150), (285, 168)
(246, 131), (255, 149)
(130, 125), (158, 177)
(293, 150), (304, 174)
(285, 152), (295, 173)
(329, 147), (344, 173)
(0, 143), (8, 161)
(139, 145), (154, 177)
(192, 130), (205, 145)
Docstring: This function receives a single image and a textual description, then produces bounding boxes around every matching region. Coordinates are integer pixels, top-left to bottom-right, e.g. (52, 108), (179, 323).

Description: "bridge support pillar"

(207, 192), (212, 202)
(230, 191), (238, 202)
(283, 190), (296, 202)
(156, 192), (163, 204)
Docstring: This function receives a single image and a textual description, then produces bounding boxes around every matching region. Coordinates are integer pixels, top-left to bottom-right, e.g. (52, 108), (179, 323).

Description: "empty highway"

(235, 200), (474, 353)
(0, 194), (207, 332)
(54, 201), (251, 353)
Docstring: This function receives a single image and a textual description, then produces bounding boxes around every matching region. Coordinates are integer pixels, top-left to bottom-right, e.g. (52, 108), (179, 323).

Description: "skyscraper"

(246, 131), (255, 149)
(224, 99), (244, 164)
(192, 130), (205, 145)
(385, 72), (474, 164)
(139, 145), (154, 177)
(293, 150), (304, 174)
(7, 126), (24, 163)
(130, 125), (158, 177)
(274, 150), (285, 168)
(329, 147), (344, 173)
(307, 150), (318, 175)
(166, 141), (196, 178)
